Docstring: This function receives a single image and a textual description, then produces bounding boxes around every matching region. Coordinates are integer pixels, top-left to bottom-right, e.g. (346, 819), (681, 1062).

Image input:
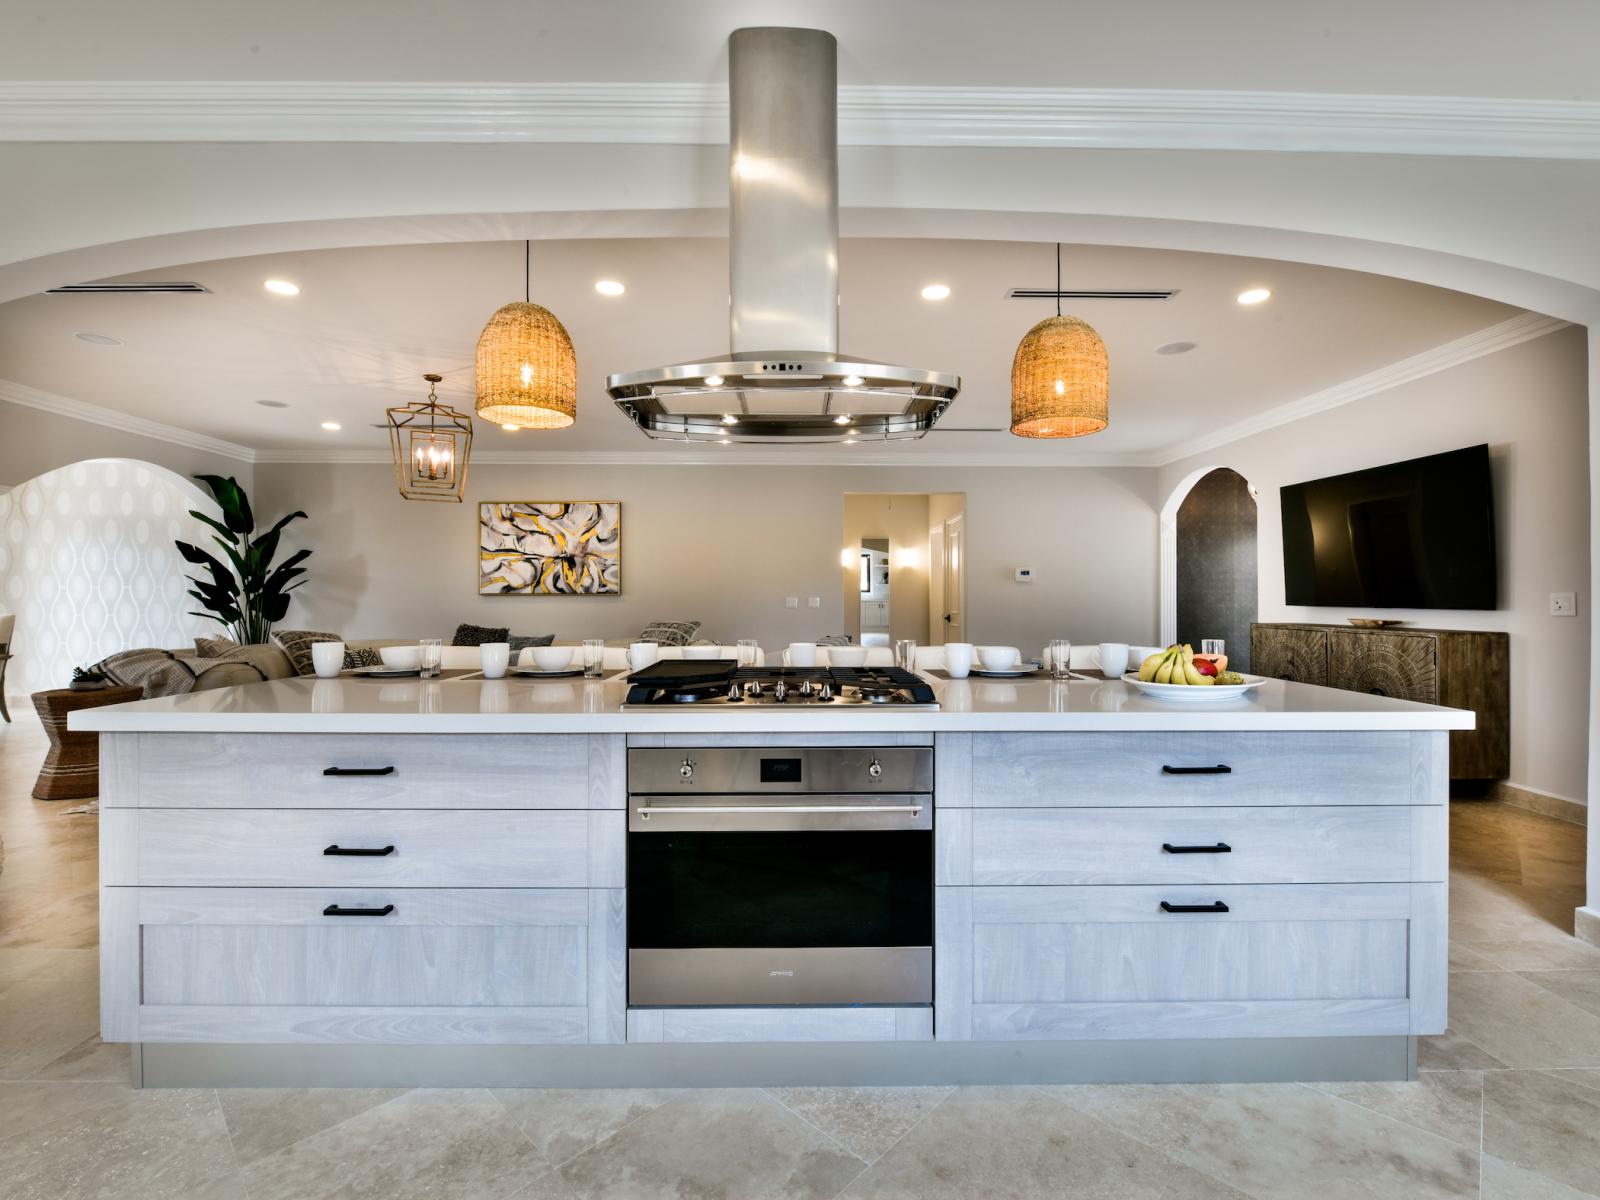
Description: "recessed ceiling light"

(320, 421), (341, 431)
(594, 279), (626, 296)
(920, 283), (951, 301)
(705, 375), (725, 388)
(264, 279), (300, 296)
(721, 413), (739, 425)
(256, 399), (290, 408)
(1155, 341), (1197, 355)
(1236, 288), (1271, 305)
(501, 423), (520, 432)
(833, 414), (852, 425)
(73, 331), (123, 346)
(842, 374), (864, 387)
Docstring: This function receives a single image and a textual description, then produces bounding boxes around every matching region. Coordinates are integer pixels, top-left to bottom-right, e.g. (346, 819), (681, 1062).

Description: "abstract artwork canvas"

(478, 501), (621, 595)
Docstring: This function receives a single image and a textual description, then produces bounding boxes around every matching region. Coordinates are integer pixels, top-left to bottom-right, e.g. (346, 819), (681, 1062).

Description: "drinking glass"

(894, 639), (918, 671)
(582, 638), (605, 678)
(1201, 639), (1225, 657)
(736, 638), (759, 667)
(1048, 639), (1073, 680)
(419, 638), (443, 679)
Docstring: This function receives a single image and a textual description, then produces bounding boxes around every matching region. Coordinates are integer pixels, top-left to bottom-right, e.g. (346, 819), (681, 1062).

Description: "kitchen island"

(75, 671), (1472, 1088)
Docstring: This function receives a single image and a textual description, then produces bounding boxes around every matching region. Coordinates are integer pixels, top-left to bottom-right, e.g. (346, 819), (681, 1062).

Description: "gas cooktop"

(621, 660), (939, 709)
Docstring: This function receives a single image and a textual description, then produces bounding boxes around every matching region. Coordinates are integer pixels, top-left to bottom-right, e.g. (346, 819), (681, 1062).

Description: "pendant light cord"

(524, 239), (530, 304)
(1055, 242), (1062, 317)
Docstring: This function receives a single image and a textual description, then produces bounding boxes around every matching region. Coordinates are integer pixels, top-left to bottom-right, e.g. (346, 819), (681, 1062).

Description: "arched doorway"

(1160, 467), (1258, 670)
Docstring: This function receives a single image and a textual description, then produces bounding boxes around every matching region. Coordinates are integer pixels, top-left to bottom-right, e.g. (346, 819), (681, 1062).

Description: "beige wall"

(842, 493), (931, 645)
(253, 462), (1160, 655)
(0, 400), (253, 491)
(1159, 325), (1591, 804)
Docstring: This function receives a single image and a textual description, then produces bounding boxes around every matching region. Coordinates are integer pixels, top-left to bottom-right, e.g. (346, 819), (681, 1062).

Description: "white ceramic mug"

(977, 645), (1020, 671)
(628, 641), (660, 671)
(311, 640), (345, 678)
(784, 642), (819, 668)
(1098, 642), (1131, 678)
(944, 642), (974, 678)
(479, 642), (511, 679)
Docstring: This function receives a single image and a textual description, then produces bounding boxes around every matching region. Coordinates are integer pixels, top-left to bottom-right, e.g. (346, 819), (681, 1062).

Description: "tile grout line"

(540, 1089), (701, 1176)
(753, 1087), (871, 1168)
(1295, 1077), (1486, 1155)
(818, 1086), (960, 1200)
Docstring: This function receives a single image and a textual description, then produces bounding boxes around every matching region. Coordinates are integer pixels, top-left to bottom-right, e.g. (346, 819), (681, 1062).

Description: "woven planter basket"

(475, 301), (577, 429)
(1010, 314), (1109, 438)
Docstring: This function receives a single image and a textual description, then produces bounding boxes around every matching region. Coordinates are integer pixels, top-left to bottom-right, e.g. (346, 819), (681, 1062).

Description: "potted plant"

(175, 475), (311, 645)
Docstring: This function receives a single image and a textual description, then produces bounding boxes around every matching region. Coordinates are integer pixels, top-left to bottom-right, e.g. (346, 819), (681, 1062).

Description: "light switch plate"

(784, 596), (799, 609)
(807, 596), (821, 608)
(1551, 591), (1577, 617)
(1015, 567), (1035, 583)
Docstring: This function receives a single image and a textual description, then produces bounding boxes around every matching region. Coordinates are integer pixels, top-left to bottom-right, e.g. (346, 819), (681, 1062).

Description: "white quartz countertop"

(70, 672), (1476, 733)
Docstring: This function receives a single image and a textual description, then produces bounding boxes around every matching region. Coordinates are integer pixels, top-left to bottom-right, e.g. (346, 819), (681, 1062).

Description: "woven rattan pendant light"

(475, 240), (577, 430)
(1010, 243), (1109, 438)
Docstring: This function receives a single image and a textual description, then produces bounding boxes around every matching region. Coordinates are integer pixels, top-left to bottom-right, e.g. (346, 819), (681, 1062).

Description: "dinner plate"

(508, 666), (586, 678)
(350, 666), (422, 678)
(1121, 672), (1269, 701)
(968, 664), (1042, 678)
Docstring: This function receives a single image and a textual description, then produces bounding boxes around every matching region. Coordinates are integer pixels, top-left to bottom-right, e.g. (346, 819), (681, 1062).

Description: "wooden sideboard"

(1251, 623), (1508, 780)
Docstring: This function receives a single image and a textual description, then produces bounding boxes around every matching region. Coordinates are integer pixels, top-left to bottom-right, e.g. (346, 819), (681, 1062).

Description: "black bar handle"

(1161, 764), (1232, 776)
(1162, 842), (1232, 854)
(323, 766), (396, 777)
(323, 844), (396, 857)
(1161, 900), (1230, 914)
(322, 903), (395, 917)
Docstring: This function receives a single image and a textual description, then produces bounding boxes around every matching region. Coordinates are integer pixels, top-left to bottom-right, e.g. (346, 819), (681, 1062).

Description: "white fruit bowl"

(1121, 672), (1269, 701)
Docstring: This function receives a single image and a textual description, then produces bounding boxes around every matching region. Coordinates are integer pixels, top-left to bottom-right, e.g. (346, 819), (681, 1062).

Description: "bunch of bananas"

(1136, 643), (1216, 686)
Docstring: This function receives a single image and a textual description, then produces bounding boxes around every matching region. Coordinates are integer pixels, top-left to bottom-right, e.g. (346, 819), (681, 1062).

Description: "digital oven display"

(759, 758), (803, 784)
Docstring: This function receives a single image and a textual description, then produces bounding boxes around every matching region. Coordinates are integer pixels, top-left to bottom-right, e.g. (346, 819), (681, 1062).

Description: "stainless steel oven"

(626, 746), (933, 1007)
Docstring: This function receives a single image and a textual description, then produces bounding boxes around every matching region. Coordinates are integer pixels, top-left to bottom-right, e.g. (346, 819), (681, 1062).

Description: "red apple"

(1194, 659), (1218, 677)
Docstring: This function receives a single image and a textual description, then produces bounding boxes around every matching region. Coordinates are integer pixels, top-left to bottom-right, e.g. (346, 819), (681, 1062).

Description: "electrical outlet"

(807, 596), (821, 608)
(784, 596), (799, 609)
(1551, 591), (1577, 617)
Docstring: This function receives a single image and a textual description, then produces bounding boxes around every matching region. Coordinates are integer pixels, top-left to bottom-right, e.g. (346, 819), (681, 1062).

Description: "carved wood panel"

(1249, 626), (1328, 685)
(1329, 631), (1438, 703)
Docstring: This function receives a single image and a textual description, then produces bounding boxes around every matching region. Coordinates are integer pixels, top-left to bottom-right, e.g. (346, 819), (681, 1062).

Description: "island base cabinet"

(936, 884), (1444, 1041)
(102, 888), (626, 1045)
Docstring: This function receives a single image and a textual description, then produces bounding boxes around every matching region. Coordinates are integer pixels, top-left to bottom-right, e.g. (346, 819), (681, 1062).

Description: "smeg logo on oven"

(769, 970), (795, 977)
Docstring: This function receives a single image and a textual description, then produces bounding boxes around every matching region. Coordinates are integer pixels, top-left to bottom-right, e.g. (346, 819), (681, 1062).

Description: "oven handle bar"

(636, 803), (924, 816)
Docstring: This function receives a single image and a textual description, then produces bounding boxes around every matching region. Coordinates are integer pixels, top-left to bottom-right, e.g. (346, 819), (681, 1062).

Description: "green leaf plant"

(175, 475), (311, 645)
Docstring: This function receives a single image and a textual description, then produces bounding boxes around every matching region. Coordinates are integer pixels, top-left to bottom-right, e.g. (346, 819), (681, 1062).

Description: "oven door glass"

(628, 829), (932, 949)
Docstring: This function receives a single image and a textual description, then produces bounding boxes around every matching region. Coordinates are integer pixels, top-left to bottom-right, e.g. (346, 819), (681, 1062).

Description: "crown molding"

(1152, 311), (1571, 468)
(6, 82), (1600, 158)
(248, 446), (1159, 469)
(0, 378), (255, 462)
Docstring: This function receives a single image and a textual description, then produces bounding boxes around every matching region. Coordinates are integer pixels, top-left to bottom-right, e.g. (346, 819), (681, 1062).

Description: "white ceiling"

(4, 0), (1596, 101)
(0, 237), (1518, 463)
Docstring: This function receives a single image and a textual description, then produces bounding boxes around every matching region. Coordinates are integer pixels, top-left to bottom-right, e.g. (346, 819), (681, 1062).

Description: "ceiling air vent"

(1008, 288), (1177, 301)
(46, 281), (211, 295)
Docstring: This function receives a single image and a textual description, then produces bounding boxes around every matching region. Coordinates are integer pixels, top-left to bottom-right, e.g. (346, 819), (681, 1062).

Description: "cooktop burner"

(621, 661), (939, 709)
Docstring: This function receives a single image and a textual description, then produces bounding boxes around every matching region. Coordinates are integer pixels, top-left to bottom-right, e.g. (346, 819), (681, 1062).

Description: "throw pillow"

(508, 633), (556, 654)
(452, 622), (510, 646)
(202, 643), (297, 680)
(817, 634), (854, 646)
(193, 635), (240, 657)
(270, 629), (341, 676)
(344, 646), (383, 669)
(637, 620), (700, 647)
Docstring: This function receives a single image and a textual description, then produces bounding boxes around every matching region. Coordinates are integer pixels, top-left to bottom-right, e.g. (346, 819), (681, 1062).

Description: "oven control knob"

(868, 757), (884, 780)
(744, 680), (763, 697)
(819, 682), (833, 701)
(726, 683), (743, 701)
(774, 680), (788, 703)
(679, 757), (695, 781)
(799, 679), (815, 698)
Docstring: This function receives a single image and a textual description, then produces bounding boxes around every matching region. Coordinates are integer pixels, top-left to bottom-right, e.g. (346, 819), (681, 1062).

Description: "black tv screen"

(1280, 444), (1497, 610)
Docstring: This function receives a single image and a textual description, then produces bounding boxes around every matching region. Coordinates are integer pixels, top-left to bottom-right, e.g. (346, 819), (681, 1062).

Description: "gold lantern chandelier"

(475, 239), (577, 430)
(387, 373), (474, 502)
(1010, 243), (1109, 439)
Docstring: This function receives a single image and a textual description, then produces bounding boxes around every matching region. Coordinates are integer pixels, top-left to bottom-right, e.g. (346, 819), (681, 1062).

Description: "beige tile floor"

(2, 711), (1597, 1199)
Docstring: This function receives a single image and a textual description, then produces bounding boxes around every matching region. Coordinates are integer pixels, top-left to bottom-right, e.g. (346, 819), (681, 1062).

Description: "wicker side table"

(30, 686), (143, 801)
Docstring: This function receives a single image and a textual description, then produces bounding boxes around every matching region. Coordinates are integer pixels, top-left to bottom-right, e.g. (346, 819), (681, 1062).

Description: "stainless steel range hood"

(606, 27), (961, 442)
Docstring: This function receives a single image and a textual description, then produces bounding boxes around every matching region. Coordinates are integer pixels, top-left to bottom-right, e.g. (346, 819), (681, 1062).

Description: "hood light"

(921, 283), (951, 301)
(842, 374), (864, 387)
(721, 413), (739, 425)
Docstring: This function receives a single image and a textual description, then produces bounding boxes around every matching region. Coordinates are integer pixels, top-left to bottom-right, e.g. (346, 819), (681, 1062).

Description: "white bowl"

(829, 645), (868, 667)
(682, 645), (723, 660)
(379, 645), (423, 670)
(530, 646), (575, 671)
(976, 645), (1020, 671)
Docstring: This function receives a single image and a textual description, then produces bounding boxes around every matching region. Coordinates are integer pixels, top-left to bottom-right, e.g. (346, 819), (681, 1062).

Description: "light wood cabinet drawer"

(103, 887), (625, 1045)
(936, 883), (1442, 1042)
(938, 805), (1435, 885)
(106, 733), (623, 810)
(957, 731), (1418, 808)
(101, 808), (624, 888)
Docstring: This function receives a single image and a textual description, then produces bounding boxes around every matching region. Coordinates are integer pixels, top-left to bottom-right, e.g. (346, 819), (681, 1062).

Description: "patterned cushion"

(91, 649), (198, 697)
(452, 622), (510, 647)
(193, 635), (240, 657)
(344, 646), (383, 669)
(508, 633), (555, 653)
(270, 629), (342, 676)
(817, 634), (854, 646)
(637, 620), (701, 647)
(203, 643), (296, 680)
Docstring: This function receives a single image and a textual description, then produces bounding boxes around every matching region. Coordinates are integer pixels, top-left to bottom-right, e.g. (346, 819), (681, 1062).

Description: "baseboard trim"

(131, 1035), (1415, 1089)
(1491, 781), (1587, 826)
(1577, 907), (1600, 951)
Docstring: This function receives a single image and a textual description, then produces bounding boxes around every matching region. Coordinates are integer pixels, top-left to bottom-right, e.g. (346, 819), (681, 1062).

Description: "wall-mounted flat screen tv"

(1280, 443), (1497, 610)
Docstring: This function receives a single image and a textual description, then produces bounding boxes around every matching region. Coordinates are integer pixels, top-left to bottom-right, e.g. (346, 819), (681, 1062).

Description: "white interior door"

(942, 514), (965, 643)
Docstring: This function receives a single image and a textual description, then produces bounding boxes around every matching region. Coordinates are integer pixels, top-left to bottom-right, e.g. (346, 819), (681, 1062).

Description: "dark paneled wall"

(1176, 468), (1258, 670)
